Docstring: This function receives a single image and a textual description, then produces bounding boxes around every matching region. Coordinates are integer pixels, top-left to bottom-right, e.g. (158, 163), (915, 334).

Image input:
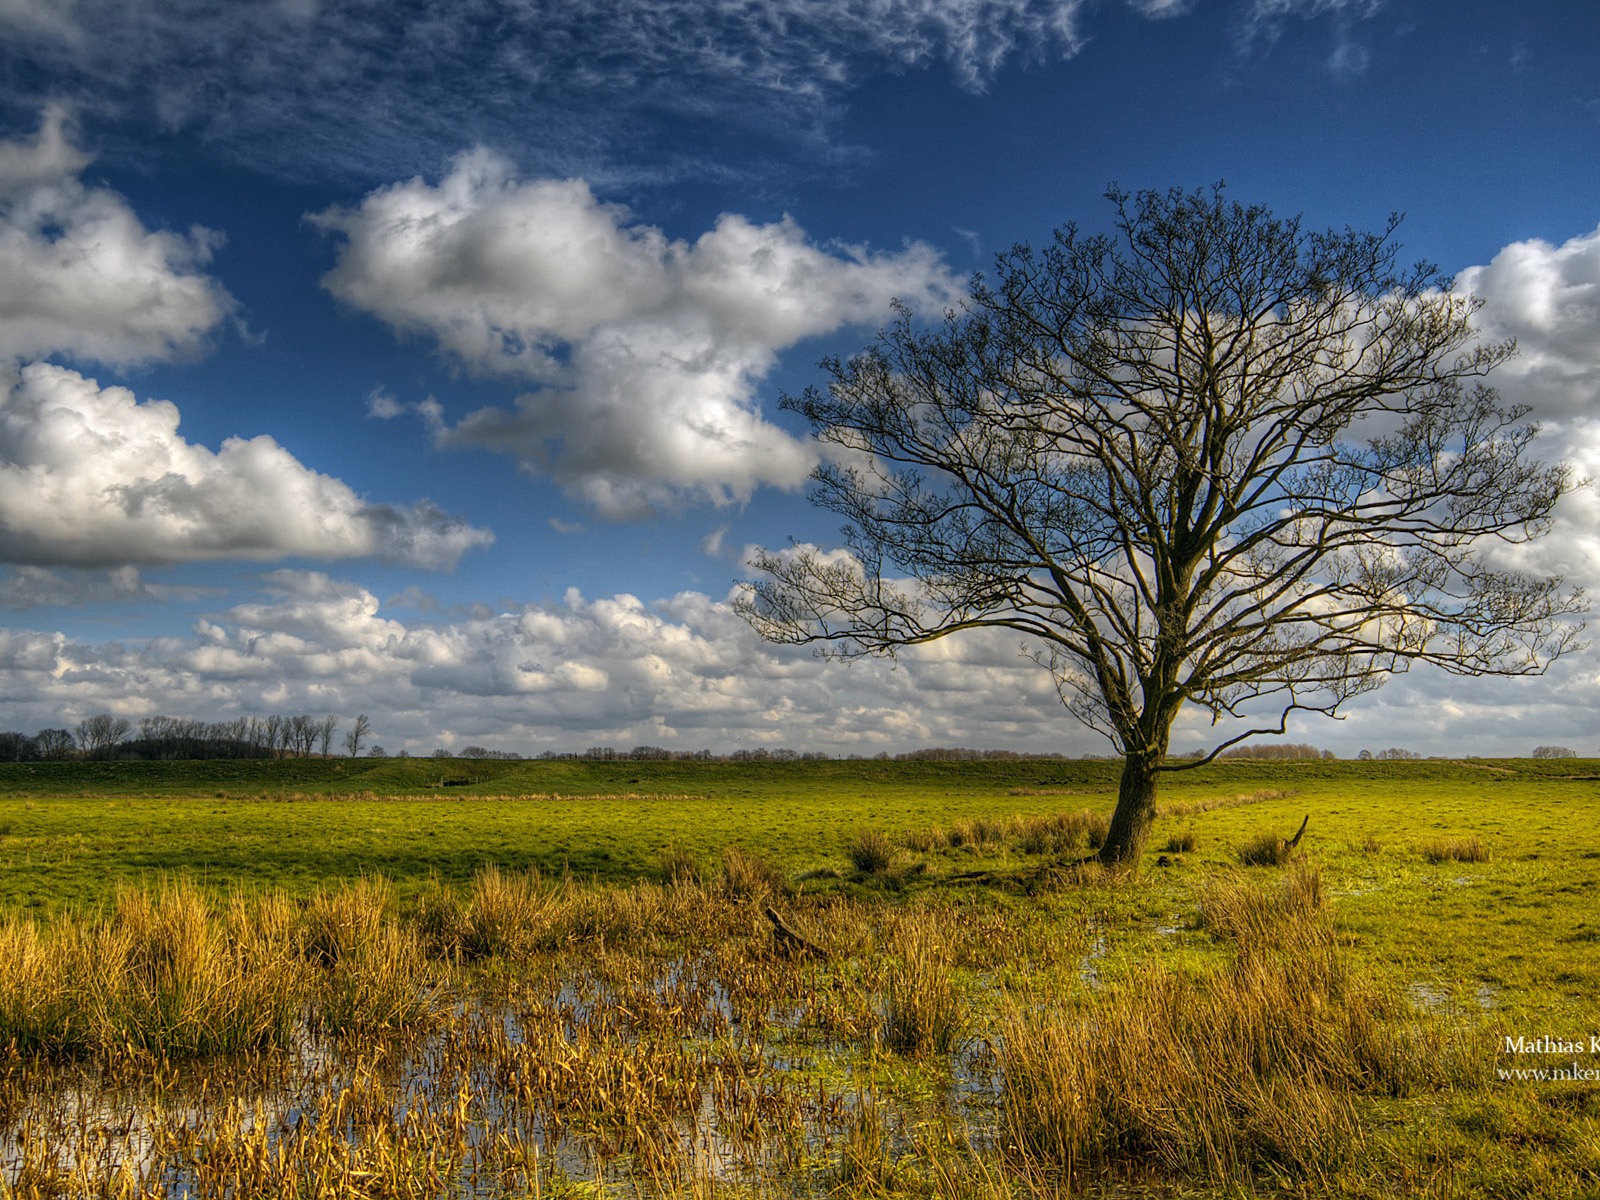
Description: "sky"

(0, 0), (1597, 758)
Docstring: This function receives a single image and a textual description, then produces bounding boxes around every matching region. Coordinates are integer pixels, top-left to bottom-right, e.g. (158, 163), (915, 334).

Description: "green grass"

(1, 755), (1598, 1196)
(1, 755), (1597, 1031)
(0, 756), (1124, 910)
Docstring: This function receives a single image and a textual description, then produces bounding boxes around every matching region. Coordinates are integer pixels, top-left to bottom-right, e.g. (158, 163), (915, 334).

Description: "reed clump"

(0, 881), (302, 1058)
(1423, 836), (1489, 863)
(1165, 829), (1197, 853)
(1002, 865), (1478, 1184)
(880, 911), (966, 1056)
(906, 809), (1110, 858)
(460, 864), (559, 959)
(848, 828), (895, 875)
(720, 844), (788, 901)
(1237, 830), (1297, 867)
(658, 843), (703, 884)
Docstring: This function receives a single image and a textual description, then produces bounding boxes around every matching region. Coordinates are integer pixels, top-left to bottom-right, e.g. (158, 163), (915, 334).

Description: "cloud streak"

(317, 152), (958, 515)
(0, 0), (1091, 184)
(0, 566), (1590, 758)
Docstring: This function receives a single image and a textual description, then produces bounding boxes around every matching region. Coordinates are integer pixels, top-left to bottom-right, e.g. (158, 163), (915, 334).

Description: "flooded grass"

(0, 858), (1591, 1199)
(3, 760), (1600, 1196)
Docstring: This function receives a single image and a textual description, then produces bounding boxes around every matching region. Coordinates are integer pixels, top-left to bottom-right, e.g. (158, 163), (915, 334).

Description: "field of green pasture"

(1, 754), (1597, 1027)
(1, 755), (1597, 1196)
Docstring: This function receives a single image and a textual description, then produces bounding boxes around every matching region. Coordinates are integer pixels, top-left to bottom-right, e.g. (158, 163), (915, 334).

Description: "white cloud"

(700, 525), (730, 557)
(1456, 223), (1600, 420)
(365, 387), (405, 419)
(0, 363), (494, 568)
(1126, 0), (1192, 16)
(0, 107), (233, 367)
(0, 0), (80, 43)
(4, 566), (1590, 758)
(315, 152), (959, 515)
(1239, 0), (1383, 70)
(0, 572), (1068, 752)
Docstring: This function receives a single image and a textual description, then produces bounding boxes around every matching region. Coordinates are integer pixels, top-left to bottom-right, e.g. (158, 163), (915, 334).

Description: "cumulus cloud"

(315, 152), (959, 515)
(3, 566), (1588, 757)
(0, 107), (233, 366)
(0, 0), (1091, 184)
(0, 571), (1071, 753)
(0, 363), (493, 568)
(1456, 223), (1600, 420)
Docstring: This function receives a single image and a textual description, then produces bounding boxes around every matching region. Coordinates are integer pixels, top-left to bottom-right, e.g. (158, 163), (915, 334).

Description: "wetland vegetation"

(0, 757), (1597, 1197)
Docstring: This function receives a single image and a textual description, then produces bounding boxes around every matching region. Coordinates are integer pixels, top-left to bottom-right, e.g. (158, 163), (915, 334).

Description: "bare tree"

(741, 186), (1584, 868)
(263, 714), (285, 758)
(344, 714), (372, 758)
(35, 728), (75, 759)
(317, 715), (339, 757)
(1531, 745), (1576, 759)
(74, 714), (131, 758)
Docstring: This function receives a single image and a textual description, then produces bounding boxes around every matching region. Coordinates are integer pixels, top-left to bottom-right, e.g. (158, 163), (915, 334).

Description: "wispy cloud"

(0, 0), (1092, 184)
(0, 572), (1067, 753)
(1238, 0), (1385, 72)
(0, 565), (217, 609)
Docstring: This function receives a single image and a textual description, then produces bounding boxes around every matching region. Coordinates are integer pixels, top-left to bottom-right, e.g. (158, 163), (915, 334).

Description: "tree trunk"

(1099, 751), (1160, 868)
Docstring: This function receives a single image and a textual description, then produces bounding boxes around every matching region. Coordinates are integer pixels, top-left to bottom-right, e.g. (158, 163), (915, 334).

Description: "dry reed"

(1422, 836), (1489, 863)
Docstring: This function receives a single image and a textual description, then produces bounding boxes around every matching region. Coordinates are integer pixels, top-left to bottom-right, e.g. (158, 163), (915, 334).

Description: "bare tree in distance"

(35, 728), (75, 760)
(740, 185), (1585, 869)
(344, 714), (371, 758)
(317, 715), (339, 757)
(74, 714), (131, 758)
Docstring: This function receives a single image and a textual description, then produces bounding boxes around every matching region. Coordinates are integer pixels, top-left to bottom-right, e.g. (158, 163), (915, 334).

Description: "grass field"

(1, 757), (1597, 1196)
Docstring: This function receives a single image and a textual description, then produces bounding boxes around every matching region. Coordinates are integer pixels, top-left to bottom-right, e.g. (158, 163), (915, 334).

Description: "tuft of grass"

(1200, 863), (1327, 950)
(1002, 864), (1481, 1183)
(720, 844), (787, 901)
(848, 829), (895, 875)
(460, 863), (556, 959)
(1237, 830), (1297, 866)
(829, 1095), (902, 1195)
(881, 912), (966, 1056)
(658, 843), (702, 884)
(1423, 836), (1489, 863)
(903, 825), (945, 854)
(300, 875), (391, 965)
(313, 921), (439, 1037)
(1164, 829), (1196, 854)
(0, 881), (302, 1058)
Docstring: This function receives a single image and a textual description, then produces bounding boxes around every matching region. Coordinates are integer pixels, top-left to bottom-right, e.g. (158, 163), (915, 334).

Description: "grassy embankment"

(0, 757), (1596, 1196)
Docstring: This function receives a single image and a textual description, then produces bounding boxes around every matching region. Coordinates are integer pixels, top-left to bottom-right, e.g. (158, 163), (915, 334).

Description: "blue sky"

(1, 0), (1597, 756)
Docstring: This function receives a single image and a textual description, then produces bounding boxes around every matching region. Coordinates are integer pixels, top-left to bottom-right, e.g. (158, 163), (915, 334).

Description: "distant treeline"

(0, 714), (349, 761)
(554, 746), (1079, 762)
(1218, 743), (1333, 760)
(12, 718), (1465, 764)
